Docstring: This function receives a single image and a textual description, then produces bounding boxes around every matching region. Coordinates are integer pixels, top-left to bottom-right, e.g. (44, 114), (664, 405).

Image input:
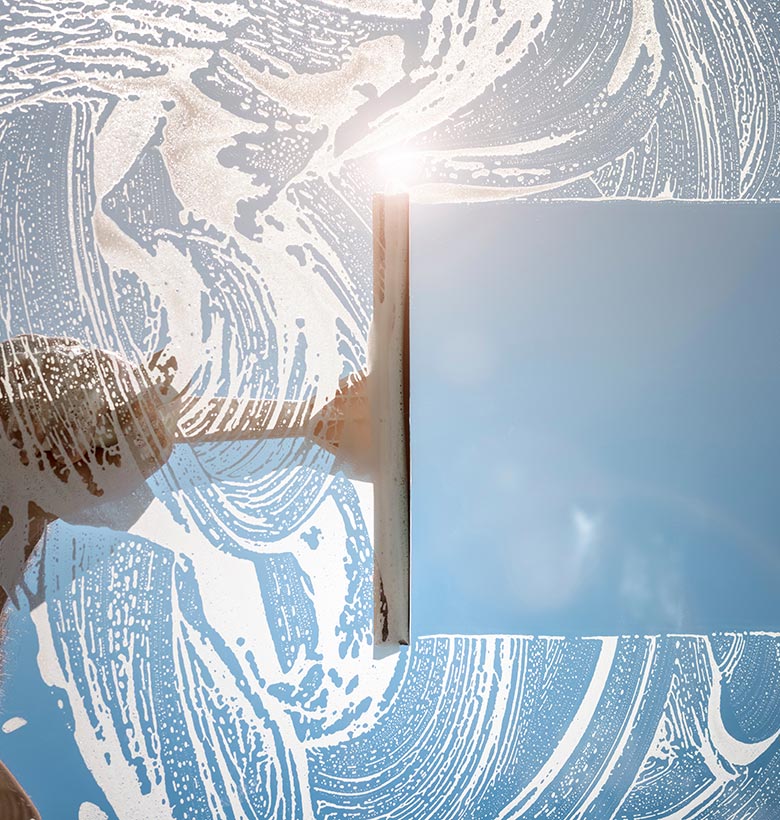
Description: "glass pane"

(411, 202), (780, 636)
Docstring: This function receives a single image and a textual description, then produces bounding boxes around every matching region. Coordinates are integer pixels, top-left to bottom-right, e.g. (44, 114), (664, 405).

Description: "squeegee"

(369, 192), (410, 647)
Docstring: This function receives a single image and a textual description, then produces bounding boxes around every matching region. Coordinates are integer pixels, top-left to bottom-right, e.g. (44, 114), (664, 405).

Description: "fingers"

(312, 418), (344, 451)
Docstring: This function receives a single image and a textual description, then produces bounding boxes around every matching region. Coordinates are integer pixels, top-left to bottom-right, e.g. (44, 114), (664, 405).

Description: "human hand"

(308, 371), (374, 481)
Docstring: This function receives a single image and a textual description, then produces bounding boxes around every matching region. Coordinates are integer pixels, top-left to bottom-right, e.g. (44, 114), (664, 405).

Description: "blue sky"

(411, 202), (780, 637)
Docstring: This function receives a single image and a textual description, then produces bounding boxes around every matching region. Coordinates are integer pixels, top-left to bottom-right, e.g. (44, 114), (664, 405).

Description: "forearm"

(174, 397), (317, 443)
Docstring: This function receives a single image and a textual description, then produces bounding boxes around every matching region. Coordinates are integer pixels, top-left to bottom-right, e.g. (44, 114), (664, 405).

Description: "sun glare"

(377, 152), (418, 194)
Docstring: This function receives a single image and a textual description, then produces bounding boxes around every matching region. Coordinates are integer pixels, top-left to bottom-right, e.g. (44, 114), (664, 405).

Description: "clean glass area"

(411, 202), (780, 637)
